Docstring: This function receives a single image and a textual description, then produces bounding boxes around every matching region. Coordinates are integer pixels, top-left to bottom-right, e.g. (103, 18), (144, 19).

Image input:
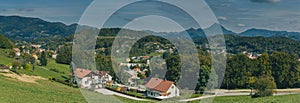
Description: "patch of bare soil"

(0, 72), (46, 84)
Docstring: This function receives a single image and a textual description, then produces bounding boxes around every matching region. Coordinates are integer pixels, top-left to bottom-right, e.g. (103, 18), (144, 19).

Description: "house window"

(85, 81), (88, 84)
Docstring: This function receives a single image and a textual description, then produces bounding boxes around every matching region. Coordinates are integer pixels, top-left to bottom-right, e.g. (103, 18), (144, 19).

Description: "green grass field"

(113, 94), (300, 103)
(0, 75), (86, 103)
(188, 94), (300, 103)
(0, 49), (13, 65)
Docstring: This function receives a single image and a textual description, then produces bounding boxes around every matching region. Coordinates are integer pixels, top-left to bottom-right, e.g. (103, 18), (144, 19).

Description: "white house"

(75, 68), (100, 89)
(52, 54), (58, 59)
(75, 68), (113, 89)
(145, 78), (180, 99)
(96, 70), (113, 84)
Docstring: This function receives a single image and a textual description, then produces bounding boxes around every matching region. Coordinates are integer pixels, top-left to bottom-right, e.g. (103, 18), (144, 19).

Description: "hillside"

(0, 34), (14, 49)
(0, 16), (77, 42)
(239, 28), (300, 41)
(192, 34), (300, 56)
(0, 74), (86, 103)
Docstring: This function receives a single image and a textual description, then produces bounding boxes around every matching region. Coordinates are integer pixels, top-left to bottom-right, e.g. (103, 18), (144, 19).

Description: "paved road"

(96, 88), (300, 102)
(95, 89), (149, 101)
(180, 90), (300, 102)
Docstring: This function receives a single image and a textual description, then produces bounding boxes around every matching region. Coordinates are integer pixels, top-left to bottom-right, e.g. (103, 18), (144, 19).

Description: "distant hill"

(0, 34), (14, 49)
(239, 28), (300, 41)
(0, 16), (77, 42)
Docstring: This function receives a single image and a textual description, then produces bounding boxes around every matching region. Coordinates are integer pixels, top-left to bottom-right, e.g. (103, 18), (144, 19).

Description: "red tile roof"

(75, 68), (91, 78)
(145, 78), (175, 92)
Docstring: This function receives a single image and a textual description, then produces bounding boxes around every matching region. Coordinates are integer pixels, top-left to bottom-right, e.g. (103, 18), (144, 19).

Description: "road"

(95, 88), (149, 101)
(95, 88), (300, 102)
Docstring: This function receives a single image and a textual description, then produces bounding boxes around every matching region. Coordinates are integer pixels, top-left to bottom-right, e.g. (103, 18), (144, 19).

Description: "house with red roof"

(145, 78), (180, 99)
(75, 68), (100, 88)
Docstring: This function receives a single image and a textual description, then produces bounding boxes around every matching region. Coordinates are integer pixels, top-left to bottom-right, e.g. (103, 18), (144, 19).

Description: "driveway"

(95, 88), (149, 101)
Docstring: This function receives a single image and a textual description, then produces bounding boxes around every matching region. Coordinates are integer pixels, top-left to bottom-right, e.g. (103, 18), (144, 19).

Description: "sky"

(0, 0), (300, 33)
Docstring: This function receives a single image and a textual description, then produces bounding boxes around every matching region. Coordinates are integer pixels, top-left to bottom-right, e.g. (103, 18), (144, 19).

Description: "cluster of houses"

(12, 44), (58, 60)
(243, 51), (261, 59)
(74, 67), (180, 99)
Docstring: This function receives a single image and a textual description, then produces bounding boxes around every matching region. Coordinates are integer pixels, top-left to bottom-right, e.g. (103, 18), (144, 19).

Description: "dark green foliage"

(269, 52), (300, 88)
(221, 52), (300, 89)
(252, 76), (277, 98)
(56, 46), (72, 64)
(0, 34), (14, 49)
(165, 54), (181, 82)
(39, 51), (47, 66)
(0, 16), (76, 42)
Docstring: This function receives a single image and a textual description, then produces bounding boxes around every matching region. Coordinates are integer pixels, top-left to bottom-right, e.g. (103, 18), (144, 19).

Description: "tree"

(25, 64), (31, 71)
(195, 65), (210, 92)
(165, 54), (181, 82)
(56, 46), (72, 64)
(252, 76), (277, 98)
(39, 51), (47, 66)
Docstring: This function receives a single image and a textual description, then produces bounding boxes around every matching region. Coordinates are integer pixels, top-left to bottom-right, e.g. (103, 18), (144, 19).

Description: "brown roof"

(145, 78), (175, 92)
(95, 70), (109, 78)
(75, 68), (91, 78)
(0, 64), (9, 69)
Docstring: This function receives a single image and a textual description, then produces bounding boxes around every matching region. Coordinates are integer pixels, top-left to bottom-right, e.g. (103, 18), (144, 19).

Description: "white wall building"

(145, 78), (180, 99)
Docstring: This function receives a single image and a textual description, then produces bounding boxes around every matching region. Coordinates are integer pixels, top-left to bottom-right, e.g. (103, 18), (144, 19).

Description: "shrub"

(252, 76), (277, 98)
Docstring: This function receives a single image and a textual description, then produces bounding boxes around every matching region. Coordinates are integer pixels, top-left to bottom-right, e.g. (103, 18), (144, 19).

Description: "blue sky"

(0, 0), (299, 33)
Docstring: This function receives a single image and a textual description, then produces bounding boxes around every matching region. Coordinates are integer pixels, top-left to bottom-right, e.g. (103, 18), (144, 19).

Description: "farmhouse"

(75, 68), (112, 89)
(145, 78), (180, 99)
(75, 68), (100, 88)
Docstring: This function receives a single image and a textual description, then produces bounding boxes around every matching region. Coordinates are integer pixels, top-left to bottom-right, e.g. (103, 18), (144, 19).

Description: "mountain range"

(0, 15), (300, 42)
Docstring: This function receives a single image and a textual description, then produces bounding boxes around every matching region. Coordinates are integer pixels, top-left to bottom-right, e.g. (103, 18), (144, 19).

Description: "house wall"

(146, 84), (180, 99)
(146, 89), (162, 98)
(101, 74), (112, 82)
(166, 84), (180, 97)
(79, 76), (100, 88)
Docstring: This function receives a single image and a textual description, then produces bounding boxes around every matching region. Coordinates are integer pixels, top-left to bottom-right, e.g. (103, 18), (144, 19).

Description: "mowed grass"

(187, 94), (300, 103)
(46, 59), (70, 74)
(17, 59), (70, 81)
(0, 49), (13, 65)
(111, 94), (300, 103)
(0, 75), (87, 103)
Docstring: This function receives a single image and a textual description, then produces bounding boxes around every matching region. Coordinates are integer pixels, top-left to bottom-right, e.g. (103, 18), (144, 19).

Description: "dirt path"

(0, 72), (46, 84)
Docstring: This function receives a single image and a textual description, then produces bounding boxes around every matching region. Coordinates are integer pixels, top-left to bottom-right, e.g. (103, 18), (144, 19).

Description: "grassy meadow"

(0, 75), (86, 103)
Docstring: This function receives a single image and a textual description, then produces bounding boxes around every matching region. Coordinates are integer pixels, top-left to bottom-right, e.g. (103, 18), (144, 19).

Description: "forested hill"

(193, 34), (300, 56)
(0, 16), (77, 42)
(0, 34), (14, 49)
(239, 28), (300, 41)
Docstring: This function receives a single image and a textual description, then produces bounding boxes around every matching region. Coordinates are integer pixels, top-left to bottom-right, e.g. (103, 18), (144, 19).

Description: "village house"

(75, 68), (112, 89)
(32, 53), (38, 60)
(0, 64), (10, 73)
(13, 48), (21, 56)
(52, 53), (58, 59)
(95, 70), (113, 84)
(145, 78), (180, 99)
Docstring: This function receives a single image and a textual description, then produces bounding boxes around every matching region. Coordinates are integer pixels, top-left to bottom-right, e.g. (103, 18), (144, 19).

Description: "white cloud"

(218, 16), (228, 21)
(237, 24), (246, 27)
(250, 0), (281, 3)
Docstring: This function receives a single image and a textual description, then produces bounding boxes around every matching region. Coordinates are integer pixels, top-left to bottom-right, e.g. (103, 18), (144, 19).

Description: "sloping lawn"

(0, 49), (13, 65)
(187, 95), (300, 103)
(0, 75), (86, 103)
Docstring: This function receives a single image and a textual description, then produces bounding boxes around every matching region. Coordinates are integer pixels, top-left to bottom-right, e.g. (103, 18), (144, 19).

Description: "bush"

(252, 76), (277, 98)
